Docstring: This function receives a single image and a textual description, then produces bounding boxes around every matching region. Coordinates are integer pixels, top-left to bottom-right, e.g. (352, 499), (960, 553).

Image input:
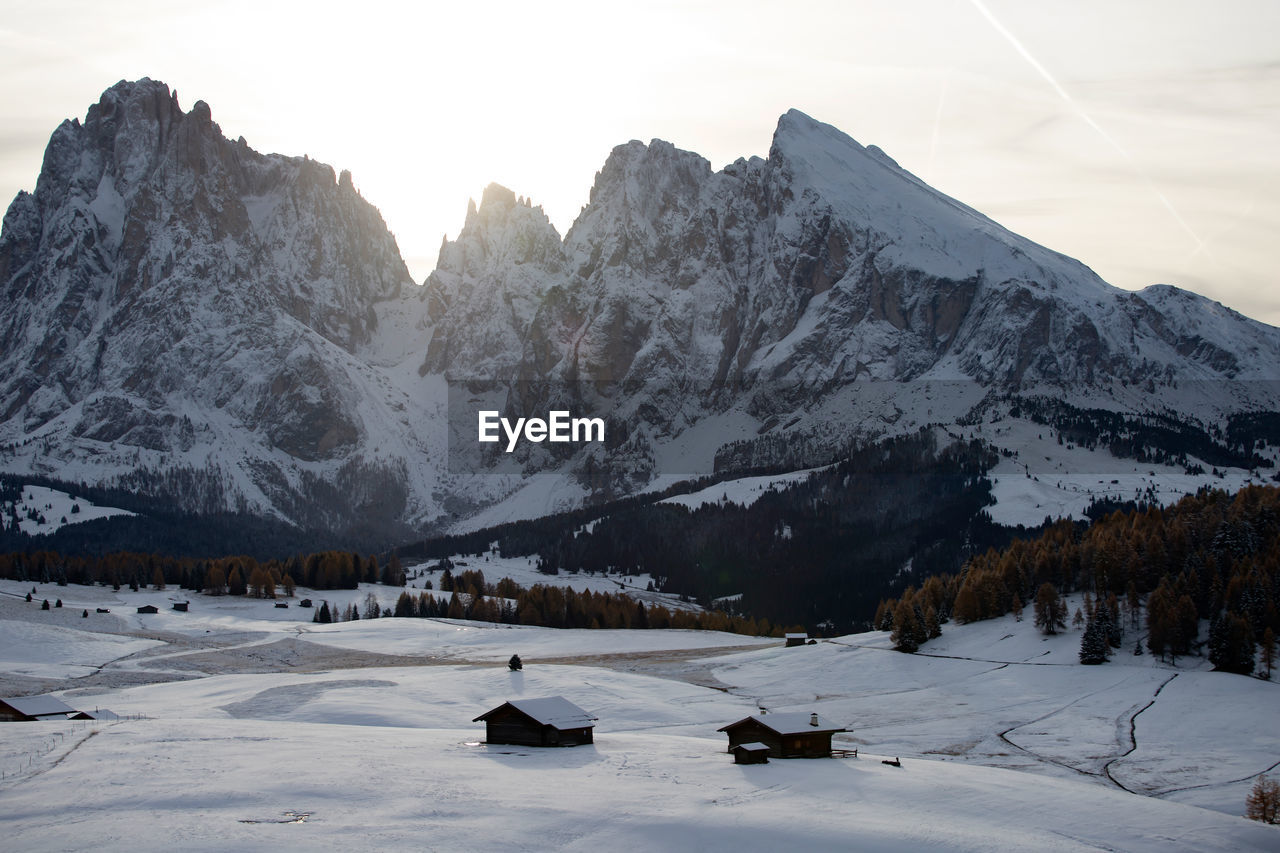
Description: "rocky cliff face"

(424, 110), (1280, 443)
(0, 79), (427, 535)
(3, 83), (1278, 539)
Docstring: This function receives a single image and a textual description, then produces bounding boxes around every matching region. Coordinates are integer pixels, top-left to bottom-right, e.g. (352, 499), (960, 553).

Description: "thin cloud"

(968, 0), (1211, 258)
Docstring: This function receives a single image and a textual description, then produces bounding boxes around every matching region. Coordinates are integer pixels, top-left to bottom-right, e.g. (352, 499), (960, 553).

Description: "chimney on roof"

(810, 713), (819, 727)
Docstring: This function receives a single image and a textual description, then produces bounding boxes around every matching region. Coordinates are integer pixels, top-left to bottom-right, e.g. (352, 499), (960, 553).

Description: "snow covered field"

(971, 419), (1277, 527)
(0, 580), (1276, 851)
(408, 551), (692, 611)
(0, 485), (134, 535)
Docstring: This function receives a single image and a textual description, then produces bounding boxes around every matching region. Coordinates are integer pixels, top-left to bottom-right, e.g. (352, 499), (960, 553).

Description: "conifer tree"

(891, 599), (925, 653)
(952, 581), (980, 624)
(1033, 583), (1066, 635)
(205, 564), (226, 596)
(1147, 583), (1173, 661)
(1246, 775), (1280, 823)
(1261, 627), (1275, 680)
(923, 604), (941, 639)
(1079, 617), (1110, 664)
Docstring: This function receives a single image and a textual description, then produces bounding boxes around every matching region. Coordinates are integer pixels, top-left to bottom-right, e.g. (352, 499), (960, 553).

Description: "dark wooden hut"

(718, 712), (846, 758)
(473, 696), (596, 747)
(136, 604), (159, 614)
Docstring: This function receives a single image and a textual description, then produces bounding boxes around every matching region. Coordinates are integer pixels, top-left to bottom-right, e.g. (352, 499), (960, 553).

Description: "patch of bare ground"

(523, 643), (772, 690)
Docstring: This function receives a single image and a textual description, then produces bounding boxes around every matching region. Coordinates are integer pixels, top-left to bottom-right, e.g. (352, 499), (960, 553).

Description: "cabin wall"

(0, 704), (34, 722)
(783, 732), (834, 758)
(484, 719), (545, 747)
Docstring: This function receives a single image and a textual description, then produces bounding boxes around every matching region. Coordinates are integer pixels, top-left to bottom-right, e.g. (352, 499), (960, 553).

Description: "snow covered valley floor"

(0, 580), (1277, 851)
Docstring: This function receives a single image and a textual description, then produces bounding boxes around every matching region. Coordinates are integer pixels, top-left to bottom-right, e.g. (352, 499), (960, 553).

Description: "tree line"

(310, 567), (792, 637)
(875, 485), (1280, 677)
(0, 549), (406, 596)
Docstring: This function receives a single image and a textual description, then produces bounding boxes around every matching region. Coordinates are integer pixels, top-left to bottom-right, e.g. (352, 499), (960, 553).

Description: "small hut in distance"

(718, 712), (847, 759)
(473, 696), (596, 747)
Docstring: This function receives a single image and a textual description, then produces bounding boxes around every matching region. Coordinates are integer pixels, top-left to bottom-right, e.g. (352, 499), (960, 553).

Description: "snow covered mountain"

(0, 79), (438, 537)
(421, 109), (1280, 505)
(2, 81), (1278, 541)
(426, 109), (1280, 404)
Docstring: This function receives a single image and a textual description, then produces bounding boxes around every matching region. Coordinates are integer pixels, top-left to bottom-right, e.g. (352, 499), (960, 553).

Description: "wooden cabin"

(784, 632), (809, 647)
(718, 712), (846, 758)
(0, 695), (79, 722)
(732, 742), (771, 764)
(136, 604), (159, 614)
(473, 696), (596, 747)
(172, 602), (189, 612)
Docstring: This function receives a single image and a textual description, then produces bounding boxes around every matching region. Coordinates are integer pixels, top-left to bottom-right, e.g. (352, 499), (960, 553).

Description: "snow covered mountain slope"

(2, 82), (1278, 540)
(416, 110), (1280, 519)
(0, 80), (441, 537)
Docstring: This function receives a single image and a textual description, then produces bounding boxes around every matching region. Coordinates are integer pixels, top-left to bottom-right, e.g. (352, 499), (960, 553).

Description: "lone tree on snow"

(509, 654), (523, 671)
(1033, 583), (1067, 635)
(1247, 775), (1280, 824)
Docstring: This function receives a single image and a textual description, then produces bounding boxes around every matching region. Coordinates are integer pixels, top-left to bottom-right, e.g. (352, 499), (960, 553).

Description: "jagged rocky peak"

(4, 78), (412, 357)
(419, 184), (564, 377)
(585, 138), (714, 211)
(440, 182), (563, 271)
(427, 105), (1280, 406)
(0, 79), (426, 535)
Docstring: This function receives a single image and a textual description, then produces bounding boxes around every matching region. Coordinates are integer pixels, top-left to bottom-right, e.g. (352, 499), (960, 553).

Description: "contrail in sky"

(928, 72), (950, 179)
(968, 0), (1209, 259)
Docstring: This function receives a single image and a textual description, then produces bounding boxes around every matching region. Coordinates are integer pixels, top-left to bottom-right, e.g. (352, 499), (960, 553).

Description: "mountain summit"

(0, 79), (425, 536)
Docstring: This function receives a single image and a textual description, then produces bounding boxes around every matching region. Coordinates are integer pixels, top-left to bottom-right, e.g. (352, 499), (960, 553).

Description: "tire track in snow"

(1101, 673), (1178, 794)
(1154, 755), (1280, 798)
(997, 671), (1160, 785)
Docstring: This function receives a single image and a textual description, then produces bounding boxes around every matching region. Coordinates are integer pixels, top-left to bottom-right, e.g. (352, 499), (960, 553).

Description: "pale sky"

(3, 0), (1278, 325)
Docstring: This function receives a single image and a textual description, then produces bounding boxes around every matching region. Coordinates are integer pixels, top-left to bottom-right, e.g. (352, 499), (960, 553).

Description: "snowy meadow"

(0, 578), (1276, 851)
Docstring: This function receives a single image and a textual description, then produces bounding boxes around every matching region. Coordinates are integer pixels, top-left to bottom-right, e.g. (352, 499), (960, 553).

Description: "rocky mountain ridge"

(2, 80), (1278, 542)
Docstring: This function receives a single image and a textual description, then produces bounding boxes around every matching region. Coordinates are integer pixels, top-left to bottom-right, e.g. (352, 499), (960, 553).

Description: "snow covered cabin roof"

(473, 696), (597, 730)
(733, 742), (771, 752)
(784, 633), (808, 639)
(718, 712), (845, 736)
(1, 695), (79, 718)
(81, 709), (120, 721)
